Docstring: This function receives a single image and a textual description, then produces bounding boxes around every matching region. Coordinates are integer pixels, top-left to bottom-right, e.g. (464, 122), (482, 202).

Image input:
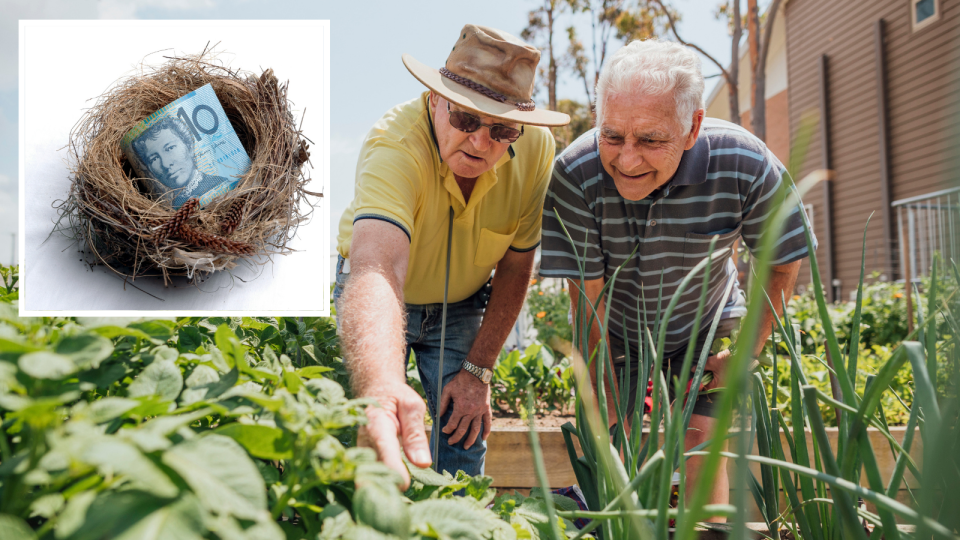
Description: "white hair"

(595, 39), (705, 132)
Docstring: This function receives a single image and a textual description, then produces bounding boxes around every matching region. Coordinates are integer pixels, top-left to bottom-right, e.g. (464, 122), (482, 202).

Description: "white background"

(19, 20), (329, 315)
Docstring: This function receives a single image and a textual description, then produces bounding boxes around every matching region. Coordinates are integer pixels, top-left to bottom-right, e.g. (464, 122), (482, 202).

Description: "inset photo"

(19, 20), (329, 315)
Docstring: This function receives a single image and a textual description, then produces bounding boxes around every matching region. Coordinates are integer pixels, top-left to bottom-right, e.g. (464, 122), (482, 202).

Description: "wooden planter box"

(480, 426), (921, 521)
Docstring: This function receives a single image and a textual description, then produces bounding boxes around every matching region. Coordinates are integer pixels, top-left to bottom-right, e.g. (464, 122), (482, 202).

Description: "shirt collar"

(669, 131), (711, 186)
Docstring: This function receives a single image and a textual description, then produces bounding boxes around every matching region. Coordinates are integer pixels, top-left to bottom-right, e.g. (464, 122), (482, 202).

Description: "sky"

(0, 0), (747, 268)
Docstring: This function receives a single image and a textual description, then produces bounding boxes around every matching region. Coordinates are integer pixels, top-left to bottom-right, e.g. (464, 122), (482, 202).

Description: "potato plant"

(0, 272), (584, 540)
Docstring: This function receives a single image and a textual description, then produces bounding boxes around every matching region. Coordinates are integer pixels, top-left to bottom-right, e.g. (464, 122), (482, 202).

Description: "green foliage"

(491, 344), (575, 417)
(527, 279), (573, 356)
(0, 265), (588, 540)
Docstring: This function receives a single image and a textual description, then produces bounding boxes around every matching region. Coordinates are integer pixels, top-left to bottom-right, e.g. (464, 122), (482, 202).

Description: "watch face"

(482, 371), (492, 384)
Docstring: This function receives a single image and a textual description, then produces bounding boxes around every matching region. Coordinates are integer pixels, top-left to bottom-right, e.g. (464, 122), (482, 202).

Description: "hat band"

(440, 68), (536, 112)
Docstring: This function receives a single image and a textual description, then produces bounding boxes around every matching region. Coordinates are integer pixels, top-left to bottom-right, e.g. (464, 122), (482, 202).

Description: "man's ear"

(684, 109), (705, 150)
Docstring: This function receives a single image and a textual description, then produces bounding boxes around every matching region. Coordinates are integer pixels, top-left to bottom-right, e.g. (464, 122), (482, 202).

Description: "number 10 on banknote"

(120, 83), (252, 210)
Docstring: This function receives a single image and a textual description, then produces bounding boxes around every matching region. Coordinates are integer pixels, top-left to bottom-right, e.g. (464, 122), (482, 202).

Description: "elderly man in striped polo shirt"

(540, 39), (815, 515)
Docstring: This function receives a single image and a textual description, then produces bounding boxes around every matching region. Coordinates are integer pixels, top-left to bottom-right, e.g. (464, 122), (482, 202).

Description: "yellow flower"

(894, 292), (903, 298)
(529, 279), (538, 286)
(538, 291), (544, 296)
(793, 295), (801, 300)
(536, 311), (547, 319)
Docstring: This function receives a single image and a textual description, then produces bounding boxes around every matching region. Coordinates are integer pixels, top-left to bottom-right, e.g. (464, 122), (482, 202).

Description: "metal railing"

(893, 186), (960, 281)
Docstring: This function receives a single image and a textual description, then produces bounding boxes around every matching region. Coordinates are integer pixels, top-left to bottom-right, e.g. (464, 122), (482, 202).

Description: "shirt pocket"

(682, 225), (742, 271)
(474, 227), (518, 268)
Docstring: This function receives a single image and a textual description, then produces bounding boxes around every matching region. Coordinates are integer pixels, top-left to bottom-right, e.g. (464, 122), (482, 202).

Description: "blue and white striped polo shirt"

(540, 118), (816, 354)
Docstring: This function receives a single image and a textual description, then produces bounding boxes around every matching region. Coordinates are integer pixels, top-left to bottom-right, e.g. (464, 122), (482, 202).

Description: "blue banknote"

(121, 84), (251, 209)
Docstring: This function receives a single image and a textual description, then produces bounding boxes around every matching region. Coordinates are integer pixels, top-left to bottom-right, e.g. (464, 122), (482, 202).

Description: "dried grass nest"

(59, 52), (318, 285)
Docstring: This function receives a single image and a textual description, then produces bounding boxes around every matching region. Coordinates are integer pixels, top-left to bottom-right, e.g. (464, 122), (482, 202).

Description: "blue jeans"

(333, 256), (487, 477)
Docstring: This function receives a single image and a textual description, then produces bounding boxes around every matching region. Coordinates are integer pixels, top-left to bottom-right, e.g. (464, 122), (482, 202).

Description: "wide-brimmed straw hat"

(403, 24), (570, 127)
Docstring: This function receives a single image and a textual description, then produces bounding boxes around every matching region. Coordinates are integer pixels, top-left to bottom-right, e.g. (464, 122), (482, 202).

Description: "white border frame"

(19, 20), (331, 318)
(910, 0), (941, 32)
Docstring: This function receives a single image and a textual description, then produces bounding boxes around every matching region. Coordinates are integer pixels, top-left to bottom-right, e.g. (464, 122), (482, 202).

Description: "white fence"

(894, 186), (960, 280)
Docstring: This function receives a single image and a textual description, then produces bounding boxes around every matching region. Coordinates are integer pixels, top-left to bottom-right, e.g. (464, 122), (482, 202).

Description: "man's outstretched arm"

(339, 219), (430, 488)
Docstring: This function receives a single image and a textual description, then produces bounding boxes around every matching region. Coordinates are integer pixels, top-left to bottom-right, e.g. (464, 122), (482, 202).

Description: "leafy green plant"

(0, 269), (586, 540)
(492, 344), (575, 417)
(528, 279), (574, 359)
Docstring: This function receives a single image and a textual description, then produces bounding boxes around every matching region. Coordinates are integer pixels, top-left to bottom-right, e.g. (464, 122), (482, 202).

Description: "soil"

(491, 409), (576, 429)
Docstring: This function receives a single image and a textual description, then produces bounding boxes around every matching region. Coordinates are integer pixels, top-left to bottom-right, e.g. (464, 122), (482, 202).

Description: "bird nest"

(58, 52), (318, 286)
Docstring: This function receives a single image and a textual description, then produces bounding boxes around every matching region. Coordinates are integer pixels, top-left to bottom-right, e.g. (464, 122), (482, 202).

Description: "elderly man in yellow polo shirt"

(334, 25), (569, 486)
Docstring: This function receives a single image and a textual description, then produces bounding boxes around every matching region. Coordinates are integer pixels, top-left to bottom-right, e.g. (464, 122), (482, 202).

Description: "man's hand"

(702, 349), (732, 392)
(438, 370), (493, 450)
(357, 383), (433, 490)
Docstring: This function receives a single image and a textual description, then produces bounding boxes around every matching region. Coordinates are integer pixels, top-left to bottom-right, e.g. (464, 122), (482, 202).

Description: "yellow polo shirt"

(336, 92), (555, 305)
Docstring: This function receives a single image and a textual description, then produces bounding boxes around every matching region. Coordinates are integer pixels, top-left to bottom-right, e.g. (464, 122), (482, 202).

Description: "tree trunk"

(727, 0), (742, 125)
(747, 0), (760, 113)
(547, 0), (558, 111)
(752, 0), (784, 143)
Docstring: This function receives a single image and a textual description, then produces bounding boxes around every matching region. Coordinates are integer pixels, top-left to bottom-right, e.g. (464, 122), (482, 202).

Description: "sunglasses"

(446, 102), (524, 143)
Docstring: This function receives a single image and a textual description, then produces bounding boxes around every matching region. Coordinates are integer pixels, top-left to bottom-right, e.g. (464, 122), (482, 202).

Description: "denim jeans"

(333, 256), (487, 477)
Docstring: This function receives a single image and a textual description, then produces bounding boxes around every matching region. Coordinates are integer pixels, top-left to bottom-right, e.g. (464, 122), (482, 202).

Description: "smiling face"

(598, 91), (703, 201)
(140, 127), (197, 188)
(429, 93), (515, 180)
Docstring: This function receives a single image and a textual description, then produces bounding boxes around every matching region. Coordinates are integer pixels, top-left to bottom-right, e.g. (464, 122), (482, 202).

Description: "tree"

(522, 0), (565, 112)
(654, 0), (742, 125)
(748, 0), (784, 142)
(566, 0), (667, 104)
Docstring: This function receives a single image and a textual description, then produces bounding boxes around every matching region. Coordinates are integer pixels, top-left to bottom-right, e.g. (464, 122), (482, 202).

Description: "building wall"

(785, 0), (959, 299)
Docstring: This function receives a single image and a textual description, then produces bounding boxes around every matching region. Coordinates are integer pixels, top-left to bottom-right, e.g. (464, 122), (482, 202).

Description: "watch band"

(461, 360), (493, 384)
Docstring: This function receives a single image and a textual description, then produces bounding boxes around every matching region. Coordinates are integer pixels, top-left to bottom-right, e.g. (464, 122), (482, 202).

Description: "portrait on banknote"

(121, 84), (251, 209)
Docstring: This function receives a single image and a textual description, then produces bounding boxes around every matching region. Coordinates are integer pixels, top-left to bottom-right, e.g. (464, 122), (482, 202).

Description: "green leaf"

(82, 438), (179, 498)
(408, 499), (497, 540)
(296, 365), (333, 379)
(29, 493), (65, 519)
(55, 490), (96, 539)
(407, 461), (456, 487)
(129, 320), (175, 342)
(353, 483), (410, 538)
(177, 326), (204, 352)
(63, 491), (204, 540)
(127, 360), (183, 401)
(89, 325), (154, 342)
(55, 335), (113, 369)
(282, 370), (303, 393)
(0, 514), (36, 540)
(213, 424), (293, 460)
(161, 434), (267, 521)
(180, 365), (238, 406)
(18, 351), (78, 379)
(86, 397), (139, 423)
(215, 325), (247, 370)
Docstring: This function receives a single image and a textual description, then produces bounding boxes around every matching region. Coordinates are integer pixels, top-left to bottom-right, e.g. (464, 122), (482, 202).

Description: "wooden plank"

(481, 426), (921, 491)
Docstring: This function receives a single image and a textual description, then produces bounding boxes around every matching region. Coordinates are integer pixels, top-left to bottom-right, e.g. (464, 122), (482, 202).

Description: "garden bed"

(478, 425), (921, 521)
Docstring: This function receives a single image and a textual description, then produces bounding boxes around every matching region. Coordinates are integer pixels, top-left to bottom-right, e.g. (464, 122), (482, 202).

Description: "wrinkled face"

(141, 128), (196, 187)
(429, 93), (515, 180)
(598, 91), (703, 201)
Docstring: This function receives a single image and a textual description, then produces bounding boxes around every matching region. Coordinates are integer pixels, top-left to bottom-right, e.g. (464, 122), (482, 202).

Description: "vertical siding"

(786, 0), (959, 296)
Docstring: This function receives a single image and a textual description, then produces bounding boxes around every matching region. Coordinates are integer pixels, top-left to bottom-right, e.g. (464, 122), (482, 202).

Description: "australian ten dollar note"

(120, 83), (251, 209)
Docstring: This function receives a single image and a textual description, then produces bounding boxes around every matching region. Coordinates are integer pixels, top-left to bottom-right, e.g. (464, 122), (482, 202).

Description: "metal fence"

(894, 186), (960, 281)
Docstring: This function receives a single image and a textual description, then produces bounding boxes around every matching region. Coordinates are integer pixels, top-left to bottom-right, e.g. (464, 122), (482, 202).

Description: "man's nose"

(467, 128), (494, 152)
(617, 145), (645, 172)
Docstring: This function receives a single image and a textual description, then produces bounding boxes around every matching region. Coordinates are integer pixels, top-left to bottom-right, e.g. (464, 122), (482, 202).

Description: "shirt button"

(650, 220), (657, 226)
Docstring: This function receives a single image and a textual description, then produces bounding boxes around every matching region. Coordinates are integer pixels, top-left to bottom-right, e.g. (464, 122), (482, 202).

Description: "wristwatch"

(461, 360), (493, 384)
